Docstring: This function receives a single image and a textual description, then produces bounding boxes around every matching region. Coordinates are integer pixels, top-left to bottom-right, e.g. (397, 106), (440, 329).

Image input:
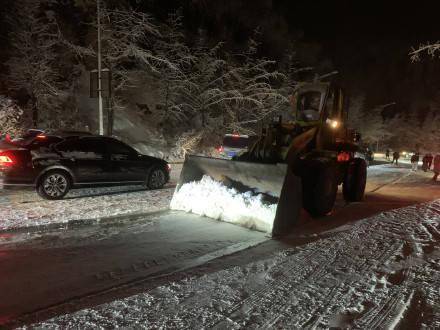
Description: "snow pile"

(170, 176), (277, 233)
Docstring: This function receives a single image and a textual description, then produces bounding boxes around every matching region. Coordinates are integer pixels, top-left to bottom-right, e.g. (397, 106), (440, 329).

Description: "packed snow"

(0, 164), (183, 232)
(0, 186), (173, 231)
(170, 175), (277, 233)
(31, 198), (440, 329)
(1, 163), (440, 328)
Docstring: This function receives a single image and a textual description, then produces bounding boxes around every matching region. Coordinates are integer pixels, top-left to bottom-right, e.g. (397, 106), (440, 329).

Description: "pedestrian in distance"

(426, 153), (434, 170)
(433, 154), (440, 181)
(422, 154), (429, 172)
(410, 152), (419, 171)
(385, 148), (390, 161)
(392, 151), (399, 165)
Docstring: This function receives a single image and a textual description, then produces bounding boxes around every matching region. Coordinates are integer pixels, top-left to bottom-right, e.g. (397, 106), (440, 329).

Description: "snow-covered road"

(34, 199), (440, 329)
(1, 163), (439, 328)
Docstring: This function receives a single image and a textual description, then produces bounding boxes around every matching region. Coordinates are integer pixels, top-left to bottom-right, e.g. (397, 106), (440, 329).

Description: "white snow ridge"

(170, 175), (277, 233)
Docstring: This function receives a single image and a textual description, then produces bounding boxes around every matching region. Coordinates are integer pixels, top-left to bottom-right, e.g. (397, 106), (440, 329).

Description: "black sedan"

(0, 131), (170, 199)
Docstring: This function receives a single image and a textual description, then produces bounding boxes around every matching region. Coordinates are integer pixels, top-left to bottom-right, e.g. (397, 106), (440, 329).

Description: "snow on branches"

(409, 42), (440, 62)
(167, 33), (289, 137)
(6, 0), (66, 128)
(0, 96), (23, 136)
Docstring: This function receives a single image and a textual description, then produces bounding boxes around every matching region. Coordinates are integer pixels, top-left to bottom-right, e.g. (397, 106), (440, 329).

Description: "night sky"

(133, 0), (440, 116)
(2, 0), (440, 117)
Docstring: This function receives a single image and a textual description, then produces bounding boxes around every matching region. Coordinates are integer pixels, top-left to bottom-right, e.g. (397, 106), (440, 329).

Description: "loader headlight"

(326, 118), (339, 129)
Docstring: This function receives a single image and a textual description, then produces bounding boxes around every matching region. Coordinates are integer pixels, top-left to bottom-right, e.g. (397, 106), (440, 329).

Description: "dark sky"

(155, 0), (440, 114)
(2, 0), (440, 115)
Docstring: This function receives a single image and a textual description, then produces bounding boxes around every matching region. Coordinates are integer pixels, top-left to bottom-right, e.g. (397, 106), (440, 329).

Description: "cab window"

(297, 91), (322, 122)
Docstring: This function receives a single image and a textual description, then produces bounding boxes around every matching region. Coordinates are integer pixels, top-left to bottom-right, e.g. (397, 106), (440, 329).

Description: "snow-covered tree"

(63, 4), (179, 128)
(223, 35), (288, 133)
(168, 31), (288, 138)
(154, 12), (193, 123)
(408, 42), (440, 151)
(0, 96), (24, 136)
(409, 42), (440, 62)
(5, 0), (66, 128)
(348, 95), (396, 149)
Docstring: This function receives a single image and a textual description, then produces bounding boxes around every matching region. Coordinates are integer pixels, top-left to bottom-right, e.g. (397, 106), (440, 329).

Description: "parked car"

(216, 134), (257, 159)
(0, 130), (170, 199)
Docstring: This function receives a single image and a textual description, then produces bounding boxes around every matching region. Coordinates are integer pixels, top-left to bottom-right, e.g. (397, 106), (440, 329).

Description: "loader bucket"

(170, 155), (302, 237)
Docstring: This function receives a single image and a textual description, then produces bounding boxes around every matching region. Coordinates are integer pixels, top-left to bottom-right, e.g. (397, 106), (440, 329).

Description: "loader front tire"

(302, 161), (338, 217)
(343, 158), (367, 202)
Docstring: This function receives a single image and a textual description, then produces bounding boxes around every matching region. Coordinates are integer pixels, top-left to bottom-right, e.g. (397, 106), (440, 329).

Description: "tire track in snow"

(29, 201), (440, 329)
(368, 171), (412, 193)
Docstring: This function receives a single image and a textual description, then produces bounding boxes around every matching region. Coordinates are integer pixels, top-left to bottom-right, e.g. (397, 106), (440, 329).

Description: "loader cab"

(292, 82), (345, 125)
(292, 83), (330, 126)
(291, 82), (348, 150)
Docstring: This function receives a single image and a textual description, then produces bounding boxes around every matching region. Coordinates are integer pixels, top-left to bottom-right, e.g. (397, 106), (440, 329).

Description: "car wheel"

(146, 166), (167, 189)
(37, 170), (71, 200)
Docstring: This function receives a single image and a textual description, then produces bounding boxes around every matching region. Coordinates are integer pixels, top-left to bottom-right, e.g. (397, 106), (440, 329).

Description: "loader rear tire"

(302, 161), (338, 217)
(343, 158), (367, 202)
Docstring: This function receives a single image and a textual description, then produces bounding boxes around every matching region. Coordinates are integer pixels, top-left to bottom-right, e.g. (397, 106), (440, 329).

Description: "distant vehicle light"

(337, 152), (350, 162)
(326, 118), (339, 129)
(216, 146), (224, 152)
(36, 135), (47, 139)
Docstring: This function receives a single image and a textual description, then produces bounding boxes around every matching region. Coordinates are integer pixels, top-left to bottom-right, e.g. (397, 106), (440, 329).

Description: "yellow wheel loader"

(171, 82), (367, 236)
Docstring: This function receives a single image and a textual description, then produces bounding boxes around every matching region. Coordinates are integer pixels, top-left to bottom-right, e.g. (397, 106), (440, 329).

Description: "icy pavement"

(31, 198), (440, 329)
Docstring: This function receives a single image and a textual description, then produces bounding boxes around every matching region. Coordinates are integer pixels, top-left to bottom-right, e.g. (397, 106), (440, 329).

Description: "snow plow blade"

(170, 155), (302, 237)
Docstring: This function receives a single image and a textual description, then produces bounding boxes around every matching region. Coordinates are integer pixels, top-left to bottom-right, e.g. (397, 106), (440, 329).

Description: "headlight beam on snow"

(170, 155), (302, 236)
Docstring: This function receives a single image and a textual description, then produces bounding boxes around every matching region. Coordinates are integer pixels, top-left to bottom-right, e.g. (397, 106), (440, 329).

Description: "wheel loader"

(171, 82), (367, 236)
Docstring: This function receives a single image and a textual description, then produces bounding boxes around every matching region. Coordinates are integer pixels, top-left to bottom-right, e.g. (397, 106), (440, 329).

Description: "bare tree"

(63, 4), (178, 121)
(409, 42), (440, 62)
(6, 0), (66, 128)
(348, 95), (395, 147)
(224, 36), (288, 133)
(170, 34), (288, 135)
(154, 12), (193, 123)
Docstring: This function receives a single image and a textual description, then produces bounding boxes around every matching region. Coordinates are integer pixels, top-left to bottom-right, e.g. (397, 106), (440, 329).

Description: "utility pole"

(97, 0), (104, 135)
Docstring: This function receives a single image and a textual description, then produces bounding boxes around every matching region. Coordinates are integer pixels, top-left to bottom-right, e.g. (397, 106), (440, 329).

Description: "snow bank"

(170, 176), (277, 233)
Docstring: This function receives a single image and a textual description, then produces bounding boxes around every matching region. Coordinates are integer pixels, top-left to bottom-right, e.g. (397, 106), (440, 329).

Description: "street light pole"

(97, 0), (104, 135)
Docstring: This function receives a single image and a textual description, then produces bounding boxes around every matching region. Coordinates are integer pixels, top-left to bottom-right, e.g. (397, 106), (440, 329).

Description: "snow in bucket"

(170, 175), (277, 233)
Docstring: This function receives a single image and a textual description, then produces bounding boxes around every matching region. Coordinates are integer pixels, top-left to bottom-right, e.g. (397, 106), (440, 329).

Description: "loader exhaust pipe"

(170, 155), (302, 236)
